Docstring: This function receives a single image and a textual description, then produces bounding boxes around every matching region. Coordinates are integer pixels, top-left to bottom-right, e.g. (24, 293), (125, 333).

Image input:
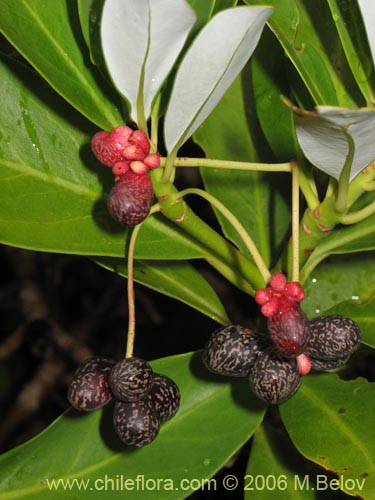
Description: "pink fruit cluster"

(91, 125), (160, 181)
(255, 273), (311, 375)
(255, 273), (304, 318)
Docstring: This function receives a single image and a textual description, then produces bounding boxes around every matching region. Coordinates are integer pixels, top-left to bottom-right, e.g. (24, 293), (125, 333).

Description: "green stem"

(162, 149), (178, 183)
(160, 156), (291, 172)
(363, 180), (375, 191)
(297, 159), (320, 210)
(178, 188), (271, 283)
(334, 131), (355, 213)
(291, 163), (300, 281)
(340, 199), (375, 224)
(150, 93), (162, 152)
(149, 168), (266, 292)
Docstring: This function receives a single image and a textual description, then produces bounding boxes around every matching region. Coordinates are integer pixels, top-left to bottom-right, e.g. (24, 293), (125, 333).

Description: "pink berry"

(144, 154), (160, 170)
(91, 126), (133, 167)
(129, 130), (150, 155)
(284, 282), (304, 302)
(112, 161), (130, 177)
(261, 297), (279, 318)
(254, 288), (272, 305)
(123, 144), (147, 161)
(269, 273), (287, 293)
(130, 161), (148, 175)
(296, 353), (311, 375)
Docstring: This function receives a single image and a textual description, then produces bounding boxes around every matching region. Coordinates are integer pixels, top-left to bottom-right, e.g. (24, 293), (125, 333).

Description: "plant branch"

(178, 188), (271, 284)
(340, 199), (375, 224)
(291, 163), (300, 281)
(334, 131), (355, 213)
(160, 156), (291, 172)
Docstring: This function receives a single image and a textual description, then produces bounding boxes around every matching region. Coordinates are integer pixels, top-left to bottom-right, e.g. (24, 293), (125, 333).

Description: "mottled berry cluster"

(202, 274), (361, 405)
(202, 325), (301, 404)
(68, 356), (180, 448)
(91, 126), (160, 226)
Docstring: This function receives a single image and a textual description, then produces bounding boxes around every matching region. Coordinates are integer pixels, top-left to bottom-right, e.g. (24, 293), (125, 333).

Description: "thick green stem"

(334, 131), (355, 213)
(282, 163), (375, 279)
(149, 168), (266, 293)
(178, 188), (271, 283)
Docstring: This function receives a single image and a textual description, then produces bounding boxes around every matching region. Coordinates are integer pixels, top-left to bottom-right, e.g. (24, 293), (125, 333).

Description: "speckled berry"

(309, 355), (350, 371)
(148, 374), (180, 421)
(202, 325), (271, 377)
(306, 315), (361, 360)
(267, 298), (310, 357)
(68, 356), (114, 411)
(109, 357), (153, 402)
(249, 348), (301, 404)
(107, 170), (153, 226)
(113, 399), (160, 447)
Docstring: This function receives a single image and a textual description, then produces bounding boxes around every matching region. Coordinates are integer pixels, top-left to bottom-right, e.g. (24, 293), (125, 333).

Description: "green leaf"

(280, 374), (375, 499)
(77, 0), (106, 71)
(302, 253), (375, 319)
(96, 258), (230, 325)
(301, 212), (375, 277)
(251, 29), (299, 161)
(101, 0), (196, 127)
(246, 421), (329, 500)
(0, 0), (122, 130)
(245, 0), (362, 107)
(194, 72), (291, 267)
(186, 0), (238, 35)
(327, 0), (375, 104)
(292, 105), (375, 181)
(164, 5), (272, 153)
(357, 0), (375, 72)
(314, 298), (375, 350)
(0, 353), (266, 500)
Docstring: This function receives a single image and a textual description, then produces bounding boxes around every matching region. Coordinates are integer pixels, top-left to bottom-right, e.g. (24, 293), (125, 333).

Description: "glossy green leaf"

(292, 105), (375, 181)
(0, 56), (210, 261)
(0, 353), (266, 500)
(302, 253), (375, 318)
(246, 422), (331, 500)
(245, 0), (362, 107)
(78, 0), (106, 70)
(280, 374), (375, 499)
(357, 0), (375, 71)
(194, 73), (291, 267)
(301, 212), (375, 277)
(0, 0), (122, 130)
(318, 298), (375, 350)
(101, 0), (196, 126)
(186, 0), (238, 35)
(251, 29), (299, 161)
(96, 258), (230, 325)
(164, 5), (272, 153)
(327, 0), (375, 104)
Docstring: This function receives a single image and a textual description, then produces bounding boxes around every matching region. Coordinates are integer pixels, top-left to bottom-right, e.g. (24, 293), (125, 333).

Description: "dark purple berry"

(249, 348), (301, 404)
(305, 315), (361, 360)
(68, 356), (114, 412)
(310, 355), (350, 371)
(267, 297), (310, 357)
(148, 374), (180, 421)
(113, 399), (160, 447)
(202, 325), (271, 377)
(107, 170), (153, 226)
(109, 357), (153, 402)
